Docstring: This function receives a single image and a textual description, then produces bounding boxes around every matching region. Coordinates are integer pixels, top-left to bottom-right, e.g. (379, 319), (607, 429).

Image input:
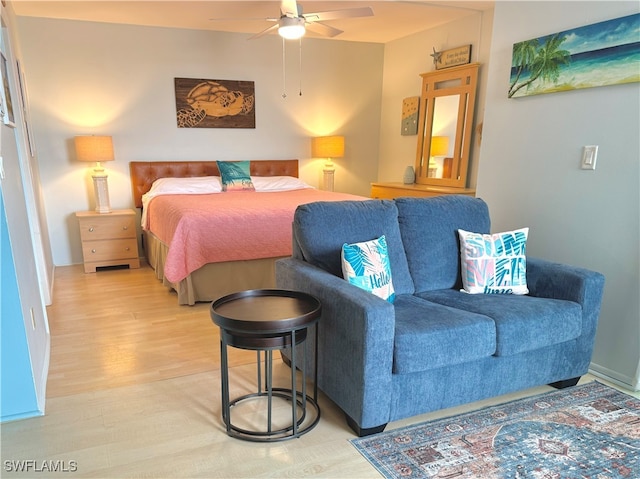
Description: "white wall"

(377, 10), (494, 187)
(17, 18), (384, 266)
(479, 1), (639, 390)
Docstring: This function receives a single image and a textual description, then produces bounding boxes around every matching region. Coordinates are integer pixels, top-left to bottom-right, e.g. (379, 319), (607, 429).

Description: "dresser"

(75, 209), (140, 273)
(370, 182), (476, 200)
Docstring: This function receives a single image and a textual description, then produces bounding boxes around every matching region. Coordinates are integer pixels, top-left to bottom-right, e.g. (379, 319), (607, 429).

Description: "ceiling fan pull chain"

(298, 38), (303, 96)
(282, 37), (287, 99)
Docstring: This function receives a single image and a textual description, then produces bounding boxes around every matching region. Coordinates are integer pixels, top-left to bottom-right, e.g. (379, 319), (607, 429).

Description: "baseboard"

(1, 409), (44, 423)
(589, 362), (639, 392)
(46, 264), (56, 306)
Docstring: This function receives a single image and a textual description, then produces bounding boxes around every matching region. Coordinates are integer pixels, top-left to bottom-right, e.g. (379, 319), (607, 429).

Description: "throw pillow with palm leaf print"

(216, 160), (255, 191)
(341, 235), (395, 303)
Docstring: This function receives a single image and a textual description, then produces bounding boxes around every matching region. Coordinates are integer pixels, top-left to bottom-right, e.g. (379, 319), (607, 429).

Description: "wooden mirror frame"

(415, 63), (480, 188)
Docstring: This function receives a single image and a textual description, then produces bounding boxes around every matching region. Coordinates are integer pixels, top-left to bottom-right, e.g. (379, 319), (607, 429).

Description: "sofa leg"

(549, 377), (580, 389)
(346, 414), (387, 437)
(283, 354), (389, 437)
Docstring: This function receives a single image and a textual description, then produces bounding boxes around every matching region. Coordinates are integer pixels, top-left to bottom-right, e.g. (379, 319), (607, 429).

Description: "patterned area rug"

(350, 382), (640, 478)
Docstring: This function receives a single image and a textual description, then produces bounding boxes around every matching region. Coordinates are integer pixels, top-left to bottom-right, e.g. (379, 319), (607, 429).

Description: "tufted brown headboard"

(129, 159), (299, 208)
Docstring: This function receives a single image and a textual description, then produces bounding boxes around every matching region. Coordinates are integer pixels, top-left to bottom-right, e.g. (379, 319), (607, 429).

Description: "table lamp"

(75, 135), (114, 214)
(312, 135), (344, 192)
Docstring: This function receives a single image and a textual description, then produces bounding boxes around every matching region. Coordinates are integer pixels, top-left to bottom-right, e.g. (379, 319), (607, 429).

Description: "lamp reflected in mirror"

(427, 136), (449, 178)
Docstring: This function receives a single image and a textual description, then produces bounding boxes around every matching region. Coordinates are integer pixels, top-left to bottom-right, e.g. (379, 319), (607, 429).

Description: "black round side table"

(210, 289), (321, 442)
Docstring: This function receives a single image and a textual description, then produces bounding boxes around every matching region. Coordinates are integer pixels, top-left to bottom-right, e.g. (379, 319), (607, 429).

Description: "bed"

(130, 159), (365, 305)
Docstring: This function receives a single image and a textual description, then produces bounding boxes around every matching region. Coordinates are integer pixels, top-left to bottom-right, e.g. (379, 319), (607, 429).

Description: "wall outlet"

(581, 145), (598, 170)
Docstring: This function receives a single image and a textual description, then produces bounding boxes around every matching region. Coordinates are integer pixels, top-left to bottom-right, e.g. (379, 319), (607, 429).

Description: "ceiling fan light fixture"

(278, 16), (306, 40)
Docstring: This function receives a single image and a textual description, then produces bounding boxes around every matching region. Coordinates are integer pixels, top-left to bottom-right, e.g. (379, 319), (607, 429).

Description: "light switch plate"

(581, 145), (598, 170)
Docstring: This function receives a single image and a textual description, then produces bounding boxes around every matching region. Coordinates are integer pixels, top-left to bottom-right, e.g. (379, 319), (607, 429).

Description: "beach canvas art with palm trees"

(509, 13), (639, 98)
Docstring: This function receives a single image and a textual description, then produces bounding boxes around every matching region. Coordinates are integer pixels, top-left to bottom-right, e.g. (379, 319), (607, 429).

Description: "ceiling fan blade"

(280, 0), (299, 17)
(305, 21), (343, 38)
(248, 23), (280, 40)
(303, 6), (374, 23)
(209, 17), (278, 22)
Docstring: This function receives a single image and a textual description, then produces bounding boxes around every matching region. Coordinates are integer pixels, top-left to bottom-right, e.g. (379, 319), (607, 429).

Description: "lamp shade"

(312, 136), (345, 158)
(75, 136), (114, 163)
(430, 136), (449, 157)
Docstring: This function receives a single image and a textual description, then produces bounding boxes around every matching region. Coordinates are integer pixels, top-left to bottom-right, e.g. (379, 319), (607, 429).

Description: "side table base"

(225, 388), (320, 442)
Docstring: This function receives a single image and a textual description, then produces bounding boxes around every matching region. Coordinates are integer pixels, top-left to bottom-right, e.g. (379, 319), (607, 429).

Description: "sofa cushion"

(396, 196), (490, 293)
(293, 200), (415, 295)
(393, 295), (496, 374)
(417, 289), (582, 356)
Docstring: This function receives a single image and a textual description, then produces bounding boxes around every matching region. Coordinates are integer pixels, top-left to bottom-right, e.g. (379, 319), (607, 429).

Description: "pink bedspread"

(145, 189), (366, 283)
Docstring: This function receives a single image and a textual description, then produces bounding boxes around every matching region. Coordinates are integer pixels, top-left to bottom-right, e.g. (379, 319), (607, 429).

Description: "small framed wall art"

(432, 45), (472, 70)
(1, 51), (15, 127)
(401, 96), (419, 135)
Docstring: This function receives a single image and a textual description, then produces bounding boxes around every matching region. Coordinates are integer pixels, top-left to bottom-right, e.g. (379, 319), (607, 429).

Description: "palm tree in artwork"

(510, 39), (539, 93)
(508, 34), (571, 98)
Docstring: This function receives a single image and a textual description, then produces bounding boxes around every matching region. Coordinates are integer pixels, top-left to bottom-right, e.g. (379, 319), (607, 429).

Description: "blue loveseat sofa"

(275, 195), (605, 436)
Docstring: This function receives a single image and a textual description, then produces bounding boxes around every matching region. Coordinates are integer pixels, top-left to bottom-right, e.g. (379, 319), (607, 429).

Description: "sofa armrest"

(527, 257), (605, 304)
(527, 257), (605, 342)
(275, 257), (395, 429)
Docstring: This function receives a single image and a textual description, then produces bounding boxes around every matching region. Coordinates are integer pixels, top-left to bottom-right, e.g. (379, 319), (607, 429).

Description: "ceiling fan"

(215, 0), (374, 40)
(211, 1), (373, 97)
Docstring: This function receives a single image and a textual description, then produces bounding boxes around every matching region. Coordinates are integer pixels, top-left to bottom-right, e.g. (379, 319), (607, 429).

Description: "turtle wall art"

(174, 78), (255, 128)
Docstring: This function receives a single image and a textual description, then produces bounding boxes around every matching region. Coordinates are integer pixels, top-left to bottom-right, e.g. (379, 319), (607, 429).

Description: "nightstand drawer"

(78, 215), (136, 241)
(81, 238), (138, 263)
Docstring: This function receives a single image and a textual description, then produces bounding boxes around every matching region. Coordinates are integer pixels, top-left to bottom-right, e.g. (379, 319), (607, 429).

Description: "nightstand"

(75, 209), (140, 273)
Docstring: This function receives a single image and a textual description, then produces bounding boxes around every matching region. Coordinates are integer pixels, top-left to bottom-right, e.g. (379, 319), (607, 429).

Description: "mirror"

(415, 63), (479, 188)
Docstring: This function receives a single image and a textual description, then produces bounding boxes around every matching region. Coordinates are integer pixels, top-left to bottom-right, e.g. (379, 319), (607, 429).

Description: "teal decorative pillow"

(216, 161), (255, 191)
(341, 235), (395, 303)
(458, 228), (529, 295)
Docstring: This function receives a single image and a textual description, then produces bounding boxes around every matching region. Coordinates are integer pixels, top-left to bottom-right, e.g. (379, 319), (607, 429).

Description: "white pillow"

(458, 228), (529, 295)
(141, 176), (222, 229)
(146, 176), (222, 196)
(251, 176), (312, 192)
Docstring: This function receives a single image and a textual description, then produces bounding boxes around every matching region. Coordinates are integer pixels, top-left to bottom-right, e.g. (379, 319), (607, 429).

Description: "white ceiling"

(11, 1), (494, 44)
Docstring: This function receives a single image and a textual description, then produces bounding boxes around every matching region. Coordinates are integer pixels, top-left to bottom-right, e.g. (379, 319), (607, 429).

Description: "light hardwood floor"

(2, 264), (637, 478)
